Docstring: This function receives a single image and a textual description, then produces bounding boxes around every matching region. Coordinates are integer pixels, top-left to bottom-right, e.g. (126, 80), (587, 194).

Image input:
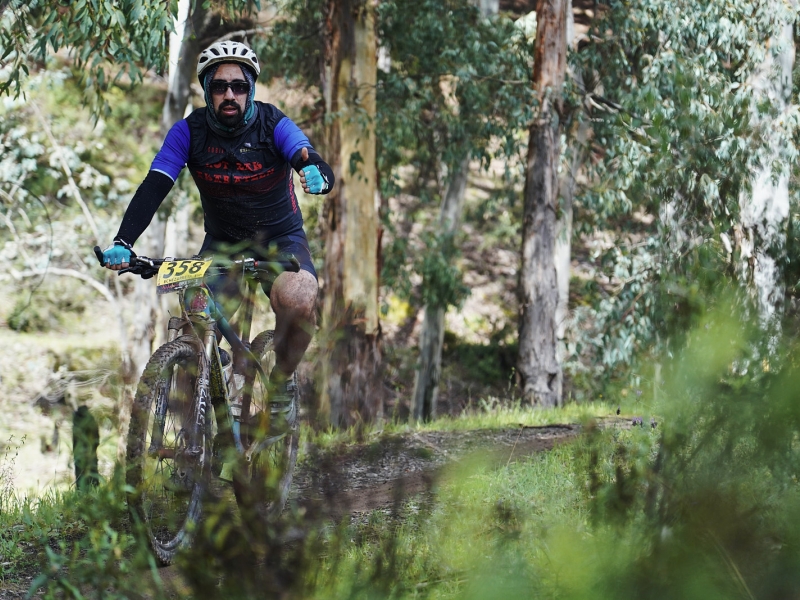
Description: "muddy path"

(148, 423), (587, 597)
(7, 421), (614, 598)
(293, 424), (582, 519)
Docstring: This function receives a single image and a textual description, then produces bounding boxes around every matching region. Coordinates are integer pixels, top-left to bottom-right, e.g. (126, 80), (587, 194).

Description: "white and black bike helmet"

(197, 40), (261, 82)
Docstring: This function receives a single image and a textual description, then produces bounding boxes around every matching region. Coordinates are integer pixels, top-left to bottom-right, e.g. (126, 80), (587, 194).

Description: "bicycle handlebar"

(92, 245), (301, 280)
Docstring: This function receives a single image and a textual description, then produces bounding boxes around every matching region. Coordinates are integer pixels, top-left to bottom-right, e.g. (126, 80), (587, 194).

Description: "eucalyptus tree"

(259, 0), (533, 421)
(376, 0), (533, 419)
(313, 0), (383, 427)
(565, 0), (799, 385)
(737, 0), (796, 331)
(517, 0), (571, 408)
(255, 0), (383, 426)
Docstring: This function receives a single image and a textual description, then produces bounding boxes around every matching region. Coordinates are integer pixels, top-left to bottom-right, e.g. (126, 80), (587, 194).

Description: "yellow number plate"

(156, 259), (212, 295)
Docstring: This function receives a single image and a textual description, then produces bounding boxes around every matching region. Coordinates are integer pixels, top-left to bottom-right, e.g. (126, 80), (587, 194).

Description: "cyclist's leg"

(262, 231), (318, 384)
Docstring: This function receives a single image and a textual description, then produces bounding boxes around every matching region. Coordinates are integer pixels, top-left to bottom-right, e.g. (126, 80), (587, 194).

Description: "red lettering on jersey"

(206, 146), (224, 154)
(233, 172), (270, 184)
(205, 160), (229, 170)
(236, 161), (264, 172)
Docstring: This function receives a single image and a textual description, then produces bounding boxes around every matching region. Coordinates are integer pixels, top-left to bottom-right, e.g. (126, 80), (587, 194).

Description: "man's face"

(209, 63), (249, 127)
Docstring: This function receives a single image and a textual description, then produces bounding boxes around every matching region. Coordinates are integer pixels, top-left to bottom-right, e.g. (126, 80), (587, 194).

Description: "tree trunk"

(517, 0), (569, 408)
(319, 0), (382, 428)
(412, 156), (470, 421)
(554, 2), (578, 353)
(738, 5), (795, 327)
(73, 406), (100, 491)
(162, 0), (209, 133)
(116, 2), (203, 464)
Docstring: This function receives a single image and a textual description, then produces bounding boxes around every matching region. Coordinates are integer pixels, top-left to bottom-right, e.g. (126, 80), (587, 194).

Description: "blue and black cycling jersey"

(115, 102), (333, 251)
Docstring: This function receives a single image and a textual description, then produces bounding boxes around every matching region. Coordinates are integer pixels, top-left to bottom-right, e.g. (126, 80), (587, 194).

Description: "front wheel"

(126, 339), (210, 565)
(232, 330), (299, 524)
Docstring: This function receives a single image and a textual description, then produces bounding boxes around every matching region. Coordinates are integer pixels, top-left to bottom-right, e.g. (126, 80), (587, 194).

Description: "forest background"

(2, 0), (800, 598)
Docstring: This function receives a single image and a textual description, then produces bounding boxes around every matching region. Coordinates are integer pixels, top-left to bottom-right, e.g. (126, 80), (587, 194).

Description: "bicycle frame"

(164, 275), (270, 459)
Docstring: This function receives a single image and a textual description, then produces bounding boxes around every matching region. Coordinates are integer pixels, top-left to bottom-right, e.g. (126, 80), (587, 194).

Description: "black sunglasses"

(209, 80), (250, 96)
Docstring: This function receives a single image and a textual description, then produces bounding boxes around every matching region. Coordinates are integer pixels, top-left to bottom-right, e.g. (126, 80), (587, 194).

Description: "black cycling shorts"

(198, 229), (317, 315)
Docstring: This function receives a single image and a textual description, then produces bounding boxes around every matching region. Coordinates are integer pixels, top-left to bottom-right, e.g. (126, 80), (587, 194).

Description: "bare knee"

(270, 270), (318, 324)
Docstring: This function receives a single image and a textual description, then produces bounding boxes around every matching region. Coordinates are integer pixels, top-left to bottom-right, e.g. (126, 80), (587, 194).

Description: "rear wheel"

(232, 330), (299, 523)
(126, 339), (209, 565)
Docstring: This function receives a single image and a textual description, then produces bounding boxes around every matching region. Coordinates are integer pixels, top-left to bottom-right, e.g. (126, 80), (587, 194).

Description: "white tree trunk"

(554, 2), (578, 355)
(738, 5), (795, 326)
(412, 156), (470, 421)
(116, 1), (196, 463)
(162, 0), (202, 134)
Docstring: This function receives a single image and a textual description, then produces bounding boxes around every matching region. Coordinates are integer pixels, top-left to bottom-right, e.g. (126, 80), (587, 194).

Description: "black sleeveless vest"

(185, 102), (303, 242)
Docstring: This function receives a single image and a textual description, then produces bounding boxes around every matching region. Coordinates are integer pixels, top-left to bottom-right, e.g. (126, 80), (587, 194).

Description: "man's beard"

(216, 101), (243, 127)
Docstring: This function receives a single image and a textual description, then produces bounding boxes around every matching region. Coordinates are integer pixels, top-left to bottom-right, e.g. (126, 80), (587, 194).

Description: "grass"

(302, 401), (617, 453)
(307, 439), (595, 599)
(10, 297), (796, 599)
(0, 488), (82, 582)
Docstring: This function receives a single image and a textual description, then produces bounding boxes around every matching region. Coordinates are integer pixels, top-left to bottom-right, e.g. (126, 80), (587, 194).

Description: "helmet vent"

(197, 41), (260, 81)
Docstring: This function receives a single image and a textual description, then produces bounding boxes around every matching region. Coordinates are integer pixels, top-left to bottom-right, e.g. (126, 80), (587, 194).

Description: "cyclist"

(100, 40), (334, 423)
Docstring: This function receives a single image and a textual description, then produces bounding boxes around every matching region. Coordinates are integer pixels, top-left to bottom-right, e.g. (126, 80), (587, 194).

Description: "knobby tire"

(126, 339), (210, 565)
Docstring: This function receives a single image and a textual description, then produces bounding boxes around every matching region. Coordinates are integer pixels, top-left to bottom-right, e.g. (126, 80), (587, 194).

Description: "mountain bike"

(94, 246), (301, 564)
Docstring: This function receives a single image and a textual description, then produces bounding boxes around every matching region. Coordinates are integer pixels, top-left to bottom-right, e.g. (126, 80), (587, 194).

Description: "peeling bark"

(319, 0), (382, 427)
(517, 0), (569, 408)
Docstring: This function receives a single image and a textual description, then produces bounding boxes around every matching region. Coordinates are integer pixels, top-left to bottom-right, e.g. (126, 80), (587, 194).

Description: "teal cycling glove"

(302, 165), (329, 194)
(102, 241), (132, 266)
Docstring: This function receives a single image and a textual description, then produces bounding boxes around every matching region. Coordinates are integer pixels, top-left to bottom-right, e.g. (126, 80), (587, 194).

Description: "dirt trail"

(149, 423), (585, 597)
(293, 424), (582, 518)
(6, 422), (607, 598)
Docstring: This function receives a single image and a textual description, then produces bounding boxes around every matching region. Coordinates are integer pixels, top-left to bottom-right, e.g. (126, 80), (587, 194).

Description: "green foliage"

(558, 298), (800, 598)
(376, 0), (533, 188)
(376, 0), (533, 316)
(0, 0), (174, 114)
(566, 0), (800, 385)
(0, 69), (168, 331)
(27, 477), (160, 599)
(442, 330), (516, 387)
(7, 298), (52, 332)
(0, 0), (261, 114)
(251, 0), (325, 98)
(304, 299), (800, 599)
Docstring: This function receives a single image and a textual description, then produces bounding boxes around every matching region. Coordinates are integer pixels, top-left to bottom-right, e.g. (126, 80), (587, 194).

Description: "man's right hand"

(102, 242), (132, 270)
